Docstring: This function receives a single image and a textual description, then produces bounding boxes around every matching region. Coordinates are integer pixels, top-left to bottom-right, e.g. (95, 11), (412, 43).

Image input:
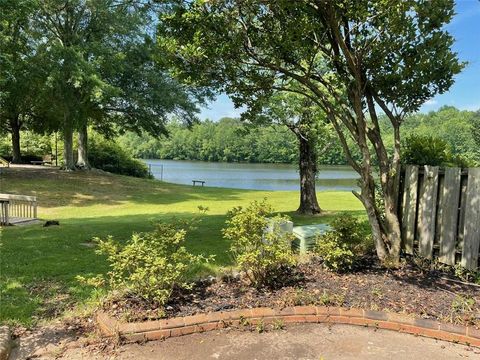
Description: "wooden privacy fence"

(399, 165), (480, 270)
(0, 193), (38, 226)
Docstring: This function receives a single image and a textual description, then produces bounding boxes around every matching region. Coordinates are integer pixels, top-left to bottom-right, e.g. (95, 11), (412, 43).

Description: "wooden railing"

(0, 200), (8, 225)
(0, 194), (37, 225)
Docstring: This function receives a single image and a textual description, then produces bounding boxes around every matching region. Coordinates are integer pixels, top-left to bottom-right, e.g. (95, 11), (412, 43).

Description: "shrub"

(315, 213), (372, 272)
(88, 138), (151, 178)
(402, 134), (470, 167)
(0, 153), (43, 163)
(0, 136), (10, 157)
(223, 199), (296, 288)
(315, 234), (355, 272)
(87, 222), (212, 306)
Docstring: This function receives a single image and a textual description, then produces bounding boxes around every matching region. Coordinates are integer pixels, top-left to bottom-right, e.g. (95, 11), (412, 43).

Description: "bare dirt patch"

(26, 281), (76, 321)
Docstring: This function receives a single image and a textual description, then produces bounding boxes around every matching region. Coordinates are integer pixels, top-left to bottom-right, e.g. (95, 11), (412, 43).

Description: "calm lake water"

(143, 159), (359, 192)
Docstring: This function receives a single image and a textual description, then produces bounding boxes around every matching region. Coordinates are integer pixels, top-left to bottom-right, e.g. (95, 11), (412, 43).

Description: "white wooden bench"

(0, 194), (38, 226)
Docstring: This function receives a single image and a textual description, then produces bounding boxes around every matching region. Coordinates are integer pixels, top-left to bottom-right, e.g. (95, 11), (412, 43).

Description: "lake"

(143, 159), (359, 192)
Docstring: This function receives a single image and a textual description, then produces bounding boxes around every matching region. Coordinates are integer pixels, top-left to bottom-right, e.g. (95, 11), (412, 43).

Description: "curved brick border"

(96, 306), (480, 347)
(0, 326), (12, 360)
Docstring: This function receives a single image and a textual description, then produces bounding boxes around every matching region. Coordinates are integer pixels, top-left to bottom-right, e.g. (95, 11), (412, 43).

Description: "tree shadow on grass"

(0, 211), (235, 325)
(0, 166), (250, 208)
(284, 209), (366, 226)
(0, 206), (345, 325)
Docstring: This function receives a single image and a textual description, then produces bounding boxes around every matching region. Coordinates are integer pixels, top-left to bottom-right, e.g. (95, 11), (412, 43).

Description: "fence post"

(401, 165), (418, 254)
(438, 167), (461, 265)
(417, 165), (439, 259)
(461, 168), (480, 270)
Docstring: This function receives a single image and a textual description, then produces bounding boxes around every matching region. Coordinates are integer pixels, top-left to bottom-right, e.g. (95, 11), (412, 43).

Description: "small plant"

(314, 236), (355, 272)
(318, 290), (334, 306)
(255, 319), (266, 333)
(280, 288), (343, 307)
(80, 222), (213, 306)
(371, 287), (384, 299)
(449, 294), (476, 323)
(454, 263), (480, 284)
(239, 316), (250, 327)
(451, 294), (476, 313)
(272, 319), (285, 330)
(281, 288), (317, 306)
(223, 199), (296, 288)
(314, 213), (371, 272)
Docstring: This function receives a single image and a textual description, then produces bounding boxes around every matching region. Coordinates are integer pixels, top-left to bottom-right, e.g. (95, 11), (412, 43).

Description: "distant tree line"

(115, 106), (480, 167)
(117, 117), (344, 165)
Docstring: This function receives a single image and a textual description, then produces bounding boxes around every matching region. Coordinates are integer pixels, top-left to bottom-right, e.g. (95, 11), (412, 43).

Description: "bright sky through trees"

(199, 0), (480, 121)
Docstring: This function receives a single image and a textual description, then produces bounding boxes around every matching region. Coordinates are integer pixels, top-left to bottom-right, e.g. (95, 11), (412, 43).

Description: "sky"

(199, 0), (480, 121)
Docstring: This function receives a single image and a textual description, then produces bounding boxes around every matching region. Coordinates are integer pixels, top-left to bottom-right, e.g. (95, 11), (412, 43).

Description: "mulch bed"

(104, 256), (480, 327)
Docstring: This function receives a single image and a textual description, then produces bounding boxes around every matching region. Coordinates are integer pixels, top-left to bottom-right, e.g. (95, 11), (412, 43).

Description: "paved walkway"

(16, 323), (479, 359)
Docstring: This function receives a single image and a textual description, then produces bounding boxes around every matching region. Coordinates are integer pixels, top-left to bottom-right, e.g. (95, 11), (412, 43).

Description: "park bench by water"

(144, 159), (359, 191)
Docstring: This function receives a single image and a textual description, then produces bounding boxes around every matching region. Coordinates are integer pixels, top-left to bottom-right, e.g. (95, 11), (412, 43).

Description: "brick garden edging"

(96, 306), (480, 347)
(0, 326), (12, 360)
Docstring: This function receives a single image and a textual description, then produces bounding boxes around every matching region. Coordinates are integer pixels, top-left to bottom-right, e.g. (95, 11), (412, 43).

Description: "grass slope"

(0, 167), (363, 326)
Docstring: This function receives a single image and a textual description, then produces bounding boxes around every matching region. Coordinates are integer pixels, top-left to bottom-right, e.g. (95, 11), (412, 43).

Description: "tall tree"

(30, 1), (147, 169)
(158, 0), (463, 264)
(0, 0), (38, 163)
(251, 92), (335, 215)
(30, 1), (205, 170)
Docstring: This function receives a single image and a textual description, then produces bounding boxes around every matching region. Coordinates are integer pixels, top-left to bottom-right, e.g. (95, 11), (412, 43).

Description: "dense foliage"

(118, 117), (343, 164)
(2, 106), (479, 169)
(223, 200), (296, 288)
(402, 134), (469, 167)
(0, 0), (205, 168)
(89, 223), (212, 306)
(88, 137), (151, 178)
(115, 107), (480, 166)
(315, 213), (373, 272)
(158, 0), (463, 264)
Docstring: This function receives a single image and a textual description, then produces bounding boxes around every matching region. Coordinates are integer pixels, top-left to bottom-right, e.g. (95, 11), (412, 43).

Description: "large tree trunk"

(62, 112), (75, 170)
(76, 123), (90, 169)
(324, 85), (403, 265)
(356, 177), (402, 265)
(10, 116), (21, 164)
(297, 133), (321, 215)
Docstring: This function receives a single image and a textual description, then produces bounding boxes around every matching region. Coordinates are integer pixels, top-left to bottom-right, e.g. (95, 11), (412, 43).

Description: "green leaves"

(91, 222), (213, 306)
(1, 0), (208, 165)
(223, 199), (296, 288)
(315, 213), (371, 272)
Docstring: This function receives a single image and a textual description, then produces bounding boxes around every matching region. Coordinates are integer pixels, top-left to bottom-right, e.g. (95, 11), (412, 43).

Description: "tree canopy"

(0, 0), (207, 167)
(158, 0), (464, 263)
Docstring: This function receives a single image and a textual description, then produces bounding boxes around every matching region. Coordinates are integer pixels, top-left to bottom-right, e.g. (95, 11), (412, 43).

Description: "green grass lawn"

(0, 167), (363, 326)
